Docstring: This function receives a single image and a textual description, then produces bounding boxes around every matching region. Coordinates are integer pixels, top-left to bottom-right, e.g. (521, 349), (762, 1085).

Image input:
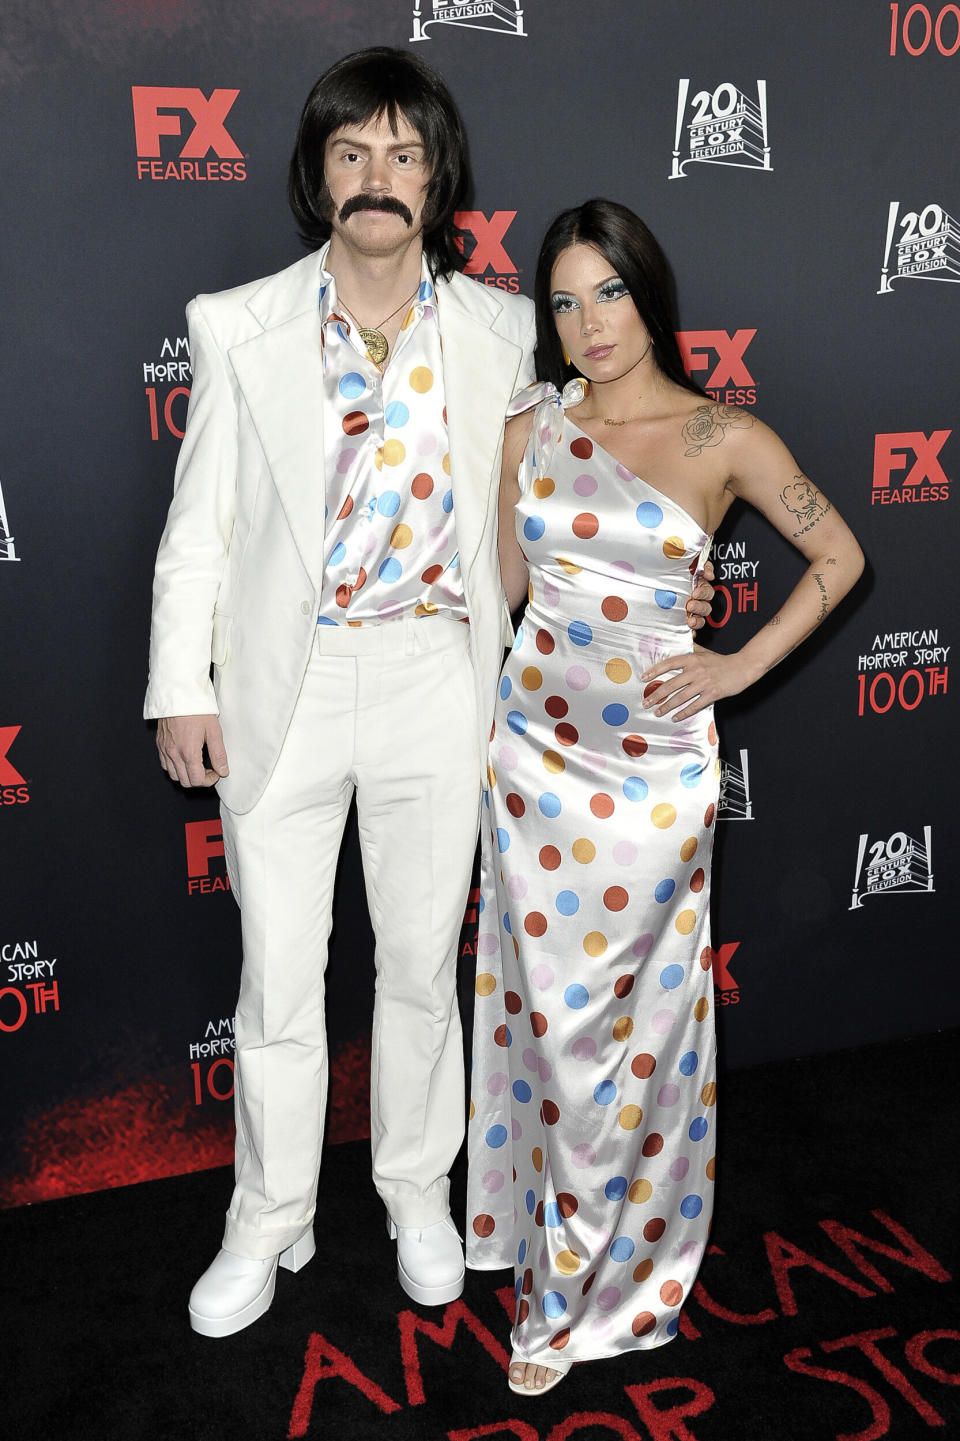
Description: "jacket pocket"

(211, 610), (233, 667)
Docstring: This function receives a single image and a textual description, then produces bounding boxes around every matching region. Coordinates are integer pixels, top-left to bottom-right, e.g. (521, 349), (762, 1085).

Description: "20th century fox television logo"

(411, 0), (525, 40)
(671, 80), (771, 179)
(878, 202), (960, 292)
(849, 827), (934, 909)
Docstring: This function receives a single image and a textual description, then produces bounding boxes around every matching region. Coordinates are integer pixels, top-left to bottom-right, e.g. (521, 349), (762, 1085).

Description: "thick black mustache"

(338, 193), (414, 226)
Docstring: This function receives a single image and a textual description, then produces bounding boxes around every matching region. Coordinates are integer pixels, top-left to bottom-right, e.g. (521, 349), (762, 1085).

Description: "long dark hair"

(288, 47), (468, 278)
(534, 198), (706, 397)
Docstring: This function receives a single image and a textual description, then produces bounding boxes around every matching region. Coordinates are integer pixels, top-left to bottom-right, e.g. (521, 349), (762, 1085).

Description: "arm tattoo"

(681, 403), (755, 458)
(766, 614), (782, 627)
(812, 570), (830, 622)
(780, 475), (832, 538)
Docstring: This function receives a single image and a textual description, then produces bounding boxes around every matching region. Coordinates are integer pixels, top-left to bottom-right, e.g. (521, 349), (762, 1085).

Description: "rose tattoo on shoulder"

(681, 403), (755, 458)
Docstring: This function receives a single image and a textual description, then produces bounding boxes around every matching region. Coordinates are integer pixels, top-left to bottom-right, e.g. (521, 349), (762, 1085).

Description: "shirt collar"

(317, 241), (438, 334)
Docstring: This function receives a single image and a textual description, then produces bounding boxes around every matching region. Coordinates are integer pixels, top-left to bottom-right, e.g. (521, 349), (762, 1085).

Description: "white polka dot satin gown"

(467, 381), (719, 1370)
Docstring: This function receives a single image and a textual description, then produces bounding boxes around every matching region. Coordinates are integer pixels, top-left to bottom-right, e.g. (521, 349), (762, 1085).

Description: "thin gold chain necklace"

(338, 288), (419, 366)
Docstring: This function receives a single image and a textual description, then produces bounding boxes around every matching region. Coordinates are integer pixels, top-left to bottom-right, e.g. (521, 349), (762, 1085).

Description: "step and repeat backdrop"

(1, 1), (957, 1206)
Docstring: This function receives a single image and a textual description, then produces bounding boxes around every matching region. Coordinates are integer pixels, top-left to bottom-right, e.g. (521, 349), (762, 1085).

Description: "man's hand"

(684, 559), (715, 632)
(157, 715), (229, 789)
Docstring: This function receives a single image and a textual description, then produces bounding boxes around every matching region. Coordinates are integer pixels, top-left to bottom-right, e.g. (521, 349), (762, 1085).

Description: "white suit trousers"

(219, 616), (481, 1259)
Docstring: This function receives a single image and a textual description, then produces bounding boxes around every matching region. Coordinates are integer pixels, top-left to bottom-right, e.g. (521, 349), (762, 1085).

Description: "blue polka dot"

(384, 400), (409, 428)
(518, 1238), (527, 1264)
(503, 912), (512, 935)
(377, 491), (401, 517)
(513, 624), (525, 649)
(610, 1236), (635, 1263)
(378, 558), (402, 583)
(660, 963), (685, 990)
(556, 890), (580, 916)
(442, 488), (454, 513)
(337, 322), (350, 343)
(544, 1202), (562, 1228)
(602, 703), (630, 727)
(507, 710), (528, 736)
(605, 1176), (628, 1201)
(328, 541), (346, 566)
(689, 1117), (709, 1142)
(525, 1189), (536, 1214)
(666, 1318), (680, 1336)
(477, 893), (485, 914)
(594, 1080), (617, 1105)
(496, 827), (511, 853)
(655, 879), (676, 903)
(317, 615), (337, 627)
(681, 763), (705, 788)
(655, 590), (678, 609)
(514, 1275), (523, 1298)
(485, 1124), (508, 1149)
(678, 1051), (699, 1076)
(568, 621), (594, 647)
(623, 776), (648, 802)
(539, 792), (562, 818)
(543, 1291), (567, 1318)
(513, 1080), (532, 1103)
(523, 516), (546, 542)
(500, 1026), (513, 1046)
(680, 1194), (703, 1219)
(418, 280), (434, 301)
(339, 371), (366, 399)
(637, 501), (664, 528)
(564, 984), (589, 1009)
(500, 676), (512, 700)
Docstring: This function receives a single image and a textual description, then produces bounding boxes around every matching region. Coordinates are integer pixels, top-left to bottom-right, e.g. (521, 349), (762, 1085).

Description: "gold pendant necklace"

(340, 288), (419, 367)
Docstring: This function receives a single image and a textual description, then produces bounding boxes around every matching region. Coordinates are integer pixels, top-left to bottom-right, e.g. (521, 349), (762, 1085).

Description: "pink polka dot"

(427, 524), (445, 543)
(522, 1047), (538, 1072)
(583, 751), (608, 775)
(658, 1084), (681, 1106)
(337, 448), (357, 474)
(651, 1009), (676, 1034)
(538, 1057), (552, 1082)
(597, 1286), (622, 1311)
(670, 1157), (690, 1181)
(543, 581), (561, 606)
(616, 463), (635, 482)
(531, 963), (555, 989)
(487, 1072), (509, 1095)
(590, 1315), (615, 1337)
(613, 841), (638, 866)
(499, 746), (519, 771)
(679, 1240), (703, 1263)
(482, 1169), (505, 1193)
(571, 1143), (596, 1168)
(574, 474), (598, 497)
(512, 1118), (523, 1139)
(418, 433), (438, 456)
(508, 875), (528, 899)
(566, 666), (591, 690)
(477, 933), (499, 955)
(572, 1037), (597, 1061)
(612, 559), (636, 573)
(633, 933), (654, 958)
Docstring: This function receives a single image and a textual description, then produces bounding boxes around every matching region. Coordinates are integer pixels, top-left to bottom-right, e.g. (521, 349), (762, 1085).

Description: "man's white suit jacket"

(144, 249), (537, 814)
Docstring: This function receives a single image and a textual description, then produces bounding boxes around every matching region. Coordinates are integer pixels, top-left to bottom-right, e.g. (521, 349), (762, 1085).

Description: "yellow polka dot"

(714, 756), (722, 776)
(572, 838), (596, 864)
(628, 1178), (652, 1204)
(476, 973), (496, 997)
(522, 666), (543, 690)
(532, 1147), (543, 1172)
(556, 557), (582, 575)
(374, 448), (384, 471)
(409, 366), (434, 392)
(701, 1081), (717, 1107)
(534, 477), (555, 498)
(651, 803), (677, 829)
(390, 523), (412, 549)
(487, 764), (497, 788)
(619, 1104), (643, 1130)
(613, 1017), (634, 1042)
(706, 1156), (716, 1181)
(675, 910), (696, 935)
(583, 931), (607, 957)
(543, 750), (566, 775)
(694, 997), (710, 1022)
(555, 1249), (581, 1275)
(415, 602), (438, 616)
(605, 658), (632, 684)
(680, 837), (698, 862)
(512, 935), (519, 958)
(528, 581), (534, 604)
(469, 1099), (475, 1120)
(382, 438), (405, 467)
(663, 536), (686, 559)
(400, 306), (417, 330)
(633, 1258), (654, 1283)
(442, 452), (451, 474)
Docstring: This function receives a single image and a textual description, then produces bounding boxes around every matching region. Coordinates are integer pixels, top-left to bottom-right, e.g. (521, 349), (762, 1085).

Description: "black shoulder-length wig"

(533, 198), (706, 397)
(288, 47), (468, 279)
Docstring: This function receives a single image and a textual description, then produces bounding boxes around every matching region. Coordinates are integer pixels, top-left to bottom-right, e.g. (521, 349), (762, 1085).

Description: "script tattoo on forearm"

(812, 570), (830, 622)
(681, 403), (755, 458)
(780, 475), (832, 537)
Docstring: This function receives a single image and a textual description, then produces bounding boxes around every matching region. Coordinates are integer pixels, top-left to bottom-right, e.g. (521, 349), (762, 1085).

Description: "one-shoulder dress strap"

(507, 378), (589, 493)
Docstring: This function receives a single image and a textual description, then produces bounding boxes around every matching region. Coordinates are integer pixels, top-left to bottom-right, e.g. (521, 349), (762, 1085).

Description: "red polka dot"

(411, 473), (434, 499)
(524, 912), (547, 937)
(335, 584), (351, 608)
(545, 695), (569, 719)
(708, 720), (718, 745)
(536, 629), (556, 655)
(570, 436), (593, 460)
(642, 681), (661, 702)
(581, 1271), (597, 1296)
(601, 596), (628, 622)
(603, 885), (629, 911)
(337, 495), (354, 520)
(535, 1201), (545, 1226)
(631, 1053), (657, 1079)
(690, 868), (705, 893)
(354, 567), (367, 592)
(539, 845), (562, 870)
(550, 1328), (571, 1351)
(660, 1280), (684, 1307)
(557, 1192), (579, 1218)
(530, 1012), (548, 1037)
(504, 991), (523, 1015)
(541, 1099), (561, 1125)
(643, 1218), (667, 1242)
(517, 1299), (530, 1323)
(642, 1133), (664, 1157)
(421, 564), (443, 584)
(472, 1213), (495, 1237)
(591, 793), (615, 819)
(506, 793), (525, 818)
(494, 1025), (510, 1047)
(614, 974), (635, 998)
(700, 947), (714, 972)
(704, 803), (716, 827)
(555, 722), (579, 746)
(522, 1268), (534, 1294)
(632, 1312), (657, 1338)
(572, 512), (599, 539)
(342, 411), (369, 436)
(622, 734), (648, 758)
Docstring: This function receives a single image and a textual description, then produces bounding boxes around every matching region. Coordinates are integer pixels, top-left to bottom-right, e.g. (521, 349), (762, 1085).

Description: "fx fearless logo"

(705, 942), (742, 1005)
(0, 478), (19, 562)
(678, 329), (757, 406)
(455, 210), (520, 292)
(411, 0), (526, 42)
(670, 80), (771, 178)
(185, 819), (231, 896)
(872, 430), (951, 506)
(850, 827), (934, 909)
(132, 87), (247, 182)
(0, 726), (30, 806)
(878, 201), (960, 292)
